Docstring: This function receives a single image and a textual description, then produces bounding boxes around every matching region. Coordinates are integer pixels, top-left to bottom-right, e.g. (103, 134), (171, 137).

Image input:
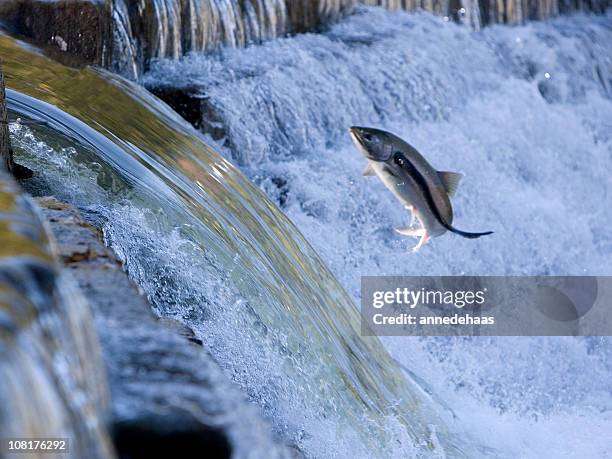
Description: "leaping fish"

(349, 126), (493, 251)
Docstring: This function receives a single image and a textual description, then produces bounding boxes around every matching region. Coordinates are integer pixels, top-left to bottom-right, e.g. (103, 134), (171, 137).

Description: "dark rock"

(146, 85), (228, 142)
(113, 411), (231, 459)
(285, 0), (330, 34)
(158, 317), (204, 346)
(0, 0), (113, 69)
(0, 64), (10, 169)
(0, 178), (115, 459)
(1, 62), (33, 177)
(537, 78), (562, 103)
(271, 176), (290, 208)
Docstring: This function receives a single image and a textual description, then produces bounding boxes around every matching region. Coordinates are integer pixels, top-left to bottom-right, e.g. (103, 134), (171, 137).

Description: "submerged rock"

(146, 85), (228, 141)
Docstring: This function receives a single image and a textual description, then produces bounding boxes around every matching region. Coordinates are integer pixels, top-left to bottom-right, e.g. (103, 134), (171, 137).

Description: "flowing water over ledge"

(116, 0), (609, 77)
(143, 8), (612, 457)
(1, 0), (607, 79)
(0, 34), (467, 457)
(110, 0), (612, 77)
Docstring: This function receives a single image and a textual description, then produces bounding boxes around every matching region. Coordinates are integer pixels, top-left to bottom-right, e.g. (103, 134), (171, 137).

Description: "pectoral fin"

(396, 227), (430, 251)
(363, 163), (376, 176)
(413, 232), (430, 252)
(395, 227), (425, 237)
(437, 171), (463, 197)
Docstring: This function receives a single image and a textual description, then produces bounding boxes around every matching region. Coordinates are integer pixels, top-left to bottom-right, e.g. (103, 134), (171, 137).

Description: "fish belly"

(374, 164), (447, 237)
(418, 210), (447, 237)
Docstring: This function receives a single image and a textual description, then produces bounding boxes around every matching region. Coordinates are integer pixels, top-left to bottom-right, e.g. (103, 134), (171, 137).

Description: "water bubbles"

(147, 9), (612, 458)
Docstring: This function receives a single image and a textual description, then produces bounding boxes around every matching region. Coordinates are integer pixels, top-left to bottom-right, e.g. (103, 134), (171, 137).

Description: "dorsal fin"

(363, 163), (375, 176)
(437, 171), (463, 197)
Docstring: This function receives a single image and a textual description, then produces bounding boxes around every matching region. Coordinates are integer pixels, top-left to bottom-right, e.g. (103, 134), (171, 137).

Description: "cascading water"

(143, 7), (612, 457)
(111, 0), (290, 76)
(110, 0), (608, 77)
(1, 33), (470, 457)
(144, 7), (612, 279)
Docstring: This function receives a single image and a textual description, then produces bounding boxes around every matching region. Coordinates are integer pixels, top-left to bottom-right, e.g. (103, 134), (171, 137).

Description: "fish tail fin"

(446, 226), (494, 239)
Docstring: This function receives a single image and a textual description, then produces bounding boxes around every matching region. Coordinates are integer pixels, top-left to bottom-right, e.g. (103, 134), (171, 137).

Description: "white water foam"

(10, 109), (442, 457)
(145, 8), (612, 457)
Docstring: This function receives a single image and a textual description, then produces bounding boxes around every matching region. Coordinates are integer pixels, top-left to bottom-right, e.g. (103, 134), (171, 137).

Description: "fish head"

(349, 126), (395, 162)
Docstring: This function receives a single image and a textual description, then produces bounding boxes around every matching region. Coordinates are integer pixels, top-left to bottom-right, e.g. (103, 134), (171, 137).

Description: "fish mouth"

(349, 127), (383, 161)
(349, 127), (363, 144)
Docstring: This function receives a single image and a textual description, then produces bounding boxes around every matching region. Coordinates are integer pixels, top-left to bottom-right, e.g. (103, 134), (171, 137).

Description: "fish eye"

(362, 133), (372, 142)
(393, 152), (405, 166)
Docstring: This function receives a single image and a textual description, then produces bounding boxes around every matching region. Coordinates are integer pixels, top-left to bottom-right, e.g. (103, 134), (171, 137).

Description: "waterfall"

(0, 0), (607, 79)
(1, 3), (610, 457)
(142, 9), (612, 456)
(1, 33), (471, 457)
(110, 0), (609, 77)
(112, 0), (290, 77)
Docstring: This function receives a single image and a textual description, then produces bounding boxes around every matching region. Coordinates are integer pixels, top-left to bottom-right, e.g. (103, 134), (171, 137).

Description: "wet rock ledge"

(3, 190), (286, 458)
(35, 197), (236, 459)
(1, 62), (114, 458)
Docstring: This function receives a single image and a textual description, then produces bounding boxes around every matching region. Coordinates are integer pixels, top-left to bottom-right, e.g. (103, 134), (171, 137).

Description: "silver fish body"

(349, 126), (492, 250)
(368, 159), (450, 237)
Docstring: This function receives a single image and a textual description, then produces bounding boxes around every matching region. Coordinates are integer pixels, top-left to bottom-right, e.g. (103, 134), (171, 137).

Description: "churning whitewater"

(2, 6), (611, 459)
(144, 7), (612, 458)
